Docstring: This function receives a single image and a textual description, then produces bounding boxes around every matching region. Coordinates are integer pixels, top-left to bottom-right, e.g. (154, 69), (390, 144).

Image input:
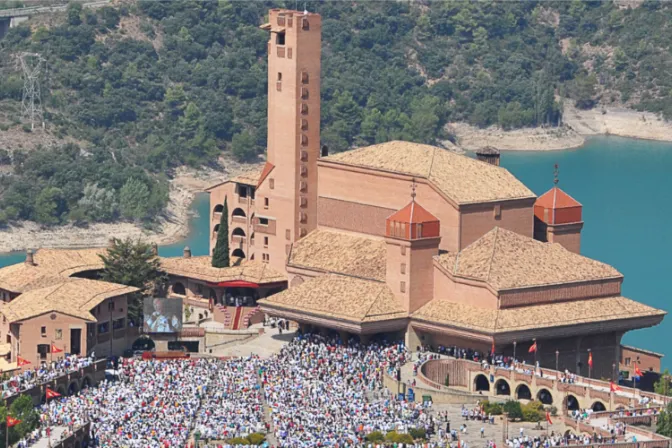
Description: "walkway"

(28, 426), (67, 448)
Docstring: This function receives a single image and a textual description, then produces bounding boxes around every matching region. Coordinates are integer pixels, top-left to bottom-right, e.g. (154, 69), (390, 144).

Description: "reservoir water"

(0, 136), (669, 368)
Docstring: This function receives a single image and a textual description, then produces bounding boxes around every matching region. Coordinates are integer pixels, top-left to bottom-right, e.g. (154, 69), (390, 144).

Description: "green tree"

(99, 238), (167, 322)
(8, 395), (38, 445)
(34, 187), (66, 226)
(66, 2), (83, 26)
(231, 131), (258, 162)
(655, 369), (672, 397)
(571, 74), (598, 110)
(657, 401), (672, 437)
(119, 178), (150, 221)
(212, 198), (230, 268)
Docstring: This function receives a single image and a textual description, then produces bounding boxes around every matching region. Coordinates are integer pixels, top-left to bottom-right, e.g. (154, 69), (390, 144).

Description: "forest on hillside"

(1, 0), (672, 226)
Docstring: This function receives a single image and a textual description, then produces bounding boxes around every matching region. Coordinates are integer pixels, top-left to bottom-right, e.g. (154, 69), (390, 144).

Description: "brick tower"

(533, 166), (583, 254)
(258, 9), (321, 271)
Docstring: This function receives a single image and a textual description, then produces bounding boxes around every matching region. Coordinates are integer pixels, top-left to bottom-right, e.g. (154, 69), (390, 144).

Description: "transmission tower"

(20, 52), (45, 131)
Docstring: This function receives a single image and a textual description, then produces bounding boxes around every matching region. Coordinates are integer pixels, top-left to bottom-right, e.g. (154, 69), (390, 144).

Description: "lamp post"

(555, 350), (560, 372)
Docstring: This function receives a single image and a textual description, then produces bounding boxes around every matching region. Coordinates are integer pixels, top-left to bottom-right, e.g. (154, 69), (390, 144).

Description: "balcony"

(237, 195), (249, 205)
(254, 218), (277, 236)
(232, 215), (246, 225)
(277, 16), (285, 26)
(232, 235), (246, 247)
(277, 46), (285, 58)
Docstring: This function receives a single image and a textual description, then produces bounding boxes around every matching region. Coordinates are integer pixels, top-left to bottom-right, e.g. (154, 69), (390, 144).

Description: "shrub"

(365, 431), (385, 442)
(386, 431), (414, 444)
(522, 401), (544, 422)
(503, 400), (523, 420)
(482, 401), (503, 415)
(549, 405), (558, 417)
(227, 437), (250, 445)
(409, 427), (427, 440)
(246, 433), (266, 445)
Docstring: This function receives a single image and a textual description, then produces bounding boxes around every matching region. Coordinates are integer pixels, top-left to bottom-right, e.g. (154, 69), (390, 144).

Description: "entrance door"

(70, 329), (82, 355)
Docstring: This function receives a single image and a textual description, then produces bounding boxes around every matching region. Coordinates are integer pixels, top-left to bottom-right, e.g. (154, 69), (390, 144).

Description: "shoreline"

(450, 105), (672, 152)
(0, 163), (250, 255)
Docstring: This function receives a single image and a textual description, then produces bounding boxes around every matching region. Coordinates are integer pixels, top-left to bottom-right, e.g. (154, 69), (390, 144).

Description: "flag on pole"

(528, 341), (537, 353)
(634, 363), (643, 379)
(51, 344), (63, 354)
(588, 352), (593, 369)
(491, 341), (495, 356)
(545, 411), (553, 425)
(610, 381), (621, 392)
(16, 357), (30, 367)
(45, 387), (61, 399)
(6, 416), (21, 428)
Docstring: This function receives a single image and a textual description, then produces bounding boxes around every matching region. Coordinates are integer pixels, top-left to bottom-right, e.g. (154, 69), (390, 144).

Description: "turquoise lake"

(0, 136), (669, 368)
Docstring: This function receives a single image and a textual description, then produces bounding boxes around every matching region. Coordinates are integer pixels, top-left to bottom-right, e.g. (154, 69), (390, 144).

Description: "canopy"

(207, 280), (260, 288)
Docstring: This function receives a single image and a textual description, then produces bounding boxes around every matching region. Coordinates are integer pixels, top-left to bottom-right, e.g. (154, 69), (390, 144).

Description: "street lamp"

(555, 350), (560, 372)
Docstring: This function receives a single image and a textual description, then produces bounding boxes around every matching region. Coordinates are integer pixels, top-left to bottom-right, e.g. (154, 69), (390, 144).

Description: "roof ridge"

(361, 284), (386, 319)
(485, 227), (499, 283)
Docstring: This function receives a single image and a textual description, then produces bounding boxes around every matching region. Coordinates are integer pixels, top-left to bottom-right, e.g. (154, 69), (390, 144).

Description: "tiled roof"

(288, 229), (386, 281)
(0, 262), (65, 294)
(322, 141), (535, 204)
(536, 186), (582, 209)
(2, 279), (139, 323)
(33, 248), (105, 277)
(256, 162), (275, 189)
(413, 296), (666, 334)
(230, 165), (265, 186)
(435, 227), (622, 291)
(160, 256), (286, 284)
(388, 200), (438, 224)
(259, 274), (407, 323)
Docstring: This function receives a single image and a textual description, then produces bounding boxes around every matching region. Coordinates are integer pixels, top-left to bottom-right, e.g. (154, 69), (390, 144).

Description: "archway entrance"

(495, 379), (511, 396)
(566, 394), (580, 411)
(232, 248), (246, 259)
(537, 388), (553, 405)
(68, 381), (79, 396)
(474, 374), (490, 392)
(516, 384), (532, 400)
(592, 401), (606, 412)
(172, 282), (186, 296)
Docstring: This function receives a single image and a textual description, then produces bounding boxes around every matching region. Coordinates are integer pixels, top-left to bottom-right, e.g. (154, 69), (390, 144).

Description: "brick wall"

(499, 278), (622, 308)
(318, 197), (393, 236)
(459, 199), (534, 250)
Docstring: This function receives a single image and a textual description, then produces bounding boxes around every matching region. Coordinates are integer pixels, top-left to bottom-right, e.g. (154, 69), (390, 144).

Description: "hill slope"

(1, 0), (672, 227)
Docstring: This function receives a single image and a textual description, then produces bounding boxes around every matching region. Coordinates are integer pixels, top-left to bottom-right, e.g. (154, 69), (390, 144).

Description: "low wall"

(383, 373), (479, 405)
(51, 422), (91, 448)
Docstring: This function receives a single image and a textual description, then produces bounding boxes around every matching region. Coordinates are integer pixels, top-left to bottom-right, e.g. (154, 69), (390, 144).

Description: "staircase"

(231, 306), (244, 330)
(242, 306), (262, 328)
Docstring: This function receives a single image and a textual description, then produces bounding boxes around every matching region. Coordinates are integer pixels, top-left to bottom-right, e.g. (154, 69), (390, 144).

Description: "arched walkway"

(516, 384), (532, 400)
(232, 208), (246, 218)
(232, 248), (246, 259)
(474, 374), (490, 392)
(592, 401), (607, 412)
(82, 376), (92, 389)
(213, 204), (224, 214)
(57, 385), (66, 396)
(172, 282), (186, 296)
(232, 227), (246, 237)
(537, 388), (554, 405)
(566, 394), (580, 411)
(495, 379), (511, 396)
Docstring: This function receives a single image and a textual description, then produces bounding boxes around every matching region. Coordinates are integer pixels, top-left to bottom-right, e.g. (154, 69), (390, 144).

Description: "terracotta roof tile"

(2, 279), (139, 322)
(322, 141), (535, 204)
(33, 248), (106, 277)
(229, 165), (265, 186)
(413, 296), (666, 334)
(388, 200), (438, 224)
(536, 187), (582, 209)
(288, 229), (386, 281)
(436, 228), (622, 291)
(259, 274), (407, 323)
(256, 162), (275, 189)
(0, 263), (65, 294)
(160, 256), (286, 284)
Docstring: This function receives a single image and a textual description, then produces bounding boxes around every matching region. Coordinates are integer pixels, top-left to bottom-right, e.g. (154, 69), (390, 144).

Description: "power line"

(20, 52), (45, 131)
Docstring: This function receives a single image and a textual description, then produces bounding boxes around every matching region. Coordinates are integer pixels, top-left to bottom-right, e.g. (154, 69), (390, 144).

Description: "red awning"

(208, 280), (260, 288)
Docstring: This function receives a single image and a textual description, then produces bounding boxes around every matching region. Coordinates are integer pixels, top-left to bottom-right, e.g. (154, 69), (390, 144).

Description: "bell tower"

(262, 9), (321, 253)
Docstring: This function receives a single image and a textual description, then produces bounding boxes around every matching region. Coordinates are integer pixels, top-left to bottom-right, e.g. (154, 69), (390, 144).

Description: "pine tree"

(212, 198), (230, 268)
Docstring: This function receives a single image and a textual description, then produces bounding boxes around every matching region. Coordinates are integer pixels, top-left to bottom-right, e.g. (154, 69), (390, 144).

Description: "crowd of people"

(1, 354), (94, 398)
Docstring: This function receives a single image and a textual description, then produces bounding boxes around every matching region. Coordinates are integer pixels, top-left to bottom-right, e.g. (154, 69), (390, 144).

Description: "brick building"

(205, 8), (666, 379)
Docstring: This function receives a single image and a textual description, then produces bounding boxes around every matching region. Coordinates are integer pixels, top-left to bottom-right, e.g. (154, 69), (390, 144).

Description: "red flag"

(45, 387), (61, 399)
(545, 411), (553, 425)
(16, 357), (30, 367)
(491, 342), (495, 356)
(610, 381), (621, 392)
(528, 342), (537, 353)
(51, 344), (63, 354)
(588, 352), (593, 369)
(6, 416), (21, 427)
(634, 363), (643, 378)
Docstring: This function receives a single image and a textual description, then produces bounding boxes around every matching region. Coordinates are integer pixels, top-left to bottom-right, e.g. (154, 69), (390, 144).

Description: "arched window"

(516, 384), (532, 400)
(172, 282), (186, 296)
(232, 208), (246, 218)
(232, 228), (246, 237)
(232, 248), (246, 259)
(214, 224), (220, 233)
(474, 374), (490, 392)
(494, 379), (511, 396)
(213, 204), (224, 214)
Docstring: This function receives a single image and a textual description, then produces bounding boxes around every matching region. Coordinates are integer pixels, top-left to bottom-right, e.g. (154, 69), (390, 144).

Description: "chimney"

(25, 249), (34, 266)
(183, 246), (192, 258)
(321, 145), (329, 157)
(475, 146), (501, 166)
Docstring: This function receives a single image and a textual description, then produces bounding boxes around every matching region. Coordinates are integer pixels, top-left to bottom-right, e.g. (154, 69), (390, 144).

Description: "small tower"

(385, 182), (441, 314)
(475, 146), (501, 166)
(534, 164), (583, 254)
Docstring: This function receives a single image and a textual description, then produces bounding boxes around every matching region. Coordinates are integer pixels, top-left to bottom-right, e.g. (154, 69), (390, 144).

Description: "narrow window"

(269, 179), (275, 189)
(286, 229), (291, 240)
(41, 326), (46, 337)
(400, 281), (406, 293)
(264, 198), (269, 209)
(401, 263), (406, 275)
(276, 32), (285, 45)
(259, 218), (269, 226)
(264, 237), (269, 248)
(277, 72), (282, 81)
